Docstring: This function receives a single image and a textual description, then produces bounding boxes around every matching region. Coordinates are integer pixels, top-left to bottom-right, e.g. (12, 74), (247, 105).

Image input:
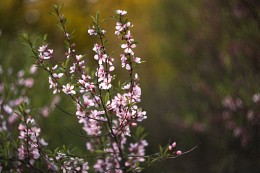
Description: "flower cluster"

(168, 142), (182, 155)
(93, 43), (115, 90)
(107, 74), (147, 137)
(18, 115), (48, 165)
(48, 65), (63, 94)
(114, 13), (141, 72)
(55, 11), (147, 172)
(125, 140), (148, 169)
(54, 152), (89, 173)
(0, 7), (185, 172)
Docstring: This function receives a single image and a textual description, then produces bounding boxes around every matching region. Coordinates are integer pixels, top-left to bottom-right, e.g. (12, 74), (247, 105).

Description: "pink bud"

(168, 145), (173, 151)
(176, 150), (182, 155)
(131, 122), (137, 127)
(171, 142), (176, 148)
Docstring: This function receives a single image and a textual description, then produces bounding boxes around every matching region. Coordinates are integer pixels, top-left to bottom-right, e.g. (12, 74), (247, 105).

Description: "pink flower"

(99, 77), (112, 90)
(93, 44), (102, 54)
(62, 83), (76, 95)
(3, 105), (13, 114)
(30, 64), (38, 74)
(94, 159), (105, 172)
(38, 45), (53, 60)
(94, 54), (108, 65)
(48, 76), (60, 94)
(88, 27), (97, 36)
(76, 54), (83, 60)
(121, 43), (136, 55)
(70, 63), (76, 73)
(126, 64), (131, 71)
(134, 57), (141, 64)
(24, 78), (34, 88)
(83, 95), (95, 108)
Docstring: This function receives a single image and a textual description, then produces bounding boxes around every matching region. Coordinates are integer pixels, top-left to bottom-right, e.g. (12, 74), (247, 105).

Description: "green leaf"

(43, 34), (48, 42)
(104, 92), (110, 104)
(95, 11), (100, 23)
(159, 145), (163, 153)
(95, 150), (104, 154)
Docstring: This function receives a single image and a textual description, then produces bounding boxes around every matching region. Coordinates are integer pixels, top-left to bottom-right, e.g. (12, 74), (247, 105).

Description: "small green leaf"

(104, 92), (110, 104)
(159, 145), (163, 153)
(95, 150), (104, 154)
(43, 34), (48, 42)
(96, 11), (100, 23)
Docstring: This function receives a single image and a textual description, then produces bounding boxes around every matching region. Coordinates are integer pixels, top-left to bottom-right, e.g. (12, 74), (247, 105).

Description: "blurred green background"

(0, 0), (260, 172)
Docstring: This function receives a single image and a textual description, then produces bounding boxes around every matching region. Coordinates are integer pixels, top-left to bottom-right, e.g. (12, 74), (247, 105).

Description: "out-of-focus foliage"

(0, 0), (259, 172)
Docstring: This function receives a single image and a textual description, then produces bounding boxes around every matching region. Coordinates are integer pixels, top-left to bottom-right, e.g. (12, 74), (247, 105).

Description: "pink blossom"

(93, 44), (102, 54)
(78, 74), (91, 85)
(126, 64), (132, 72)
(8, 113), (19, 124)
(3, 104), (13, 114)
(18, 116), (47, 165)
(94, 53), (108, 65)
(88, 27), (97, 35)
(134, 57), (141, 64)
(83, 95), (95, 108)
(48, 76), (59, 94)
(24, 78), (34, 88)
(69, 63), (76, 73)
(125, 30), (135, 43)
(76, 54), (83, 60)
(93, 159), (105, 172)
(62, 83), (76, 95)
(99, 77), (112, 90)
(53, 73), (64, 79)
(121, 43), (136, 55)
(38, 44), (53, 60)
(30, 64), (38, 74)
(126, 140), (148, 168)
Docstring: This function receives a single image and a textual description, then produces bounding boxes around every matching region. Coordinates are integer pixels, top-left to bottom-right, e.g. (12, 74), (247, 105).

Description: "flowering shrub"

(0, 4), (193, 172)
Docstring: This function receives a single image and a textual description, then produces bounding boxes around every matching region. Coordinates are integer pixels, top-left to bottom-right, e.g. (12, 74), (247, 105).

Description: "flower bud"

(171, 142), (176, 148)
(168, 145), (173, 151)
(176, 150), (182, 155)
(131, 122), (137, 127)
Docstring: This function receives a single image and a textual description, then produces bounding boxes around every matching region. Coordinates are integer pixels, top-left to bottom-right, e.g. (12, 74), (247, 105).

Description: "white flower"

(116, 10), (127, 16)
(88, 28), (96, 35)
(53, 73), (64, 79)
(126, 64), (131, 71)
